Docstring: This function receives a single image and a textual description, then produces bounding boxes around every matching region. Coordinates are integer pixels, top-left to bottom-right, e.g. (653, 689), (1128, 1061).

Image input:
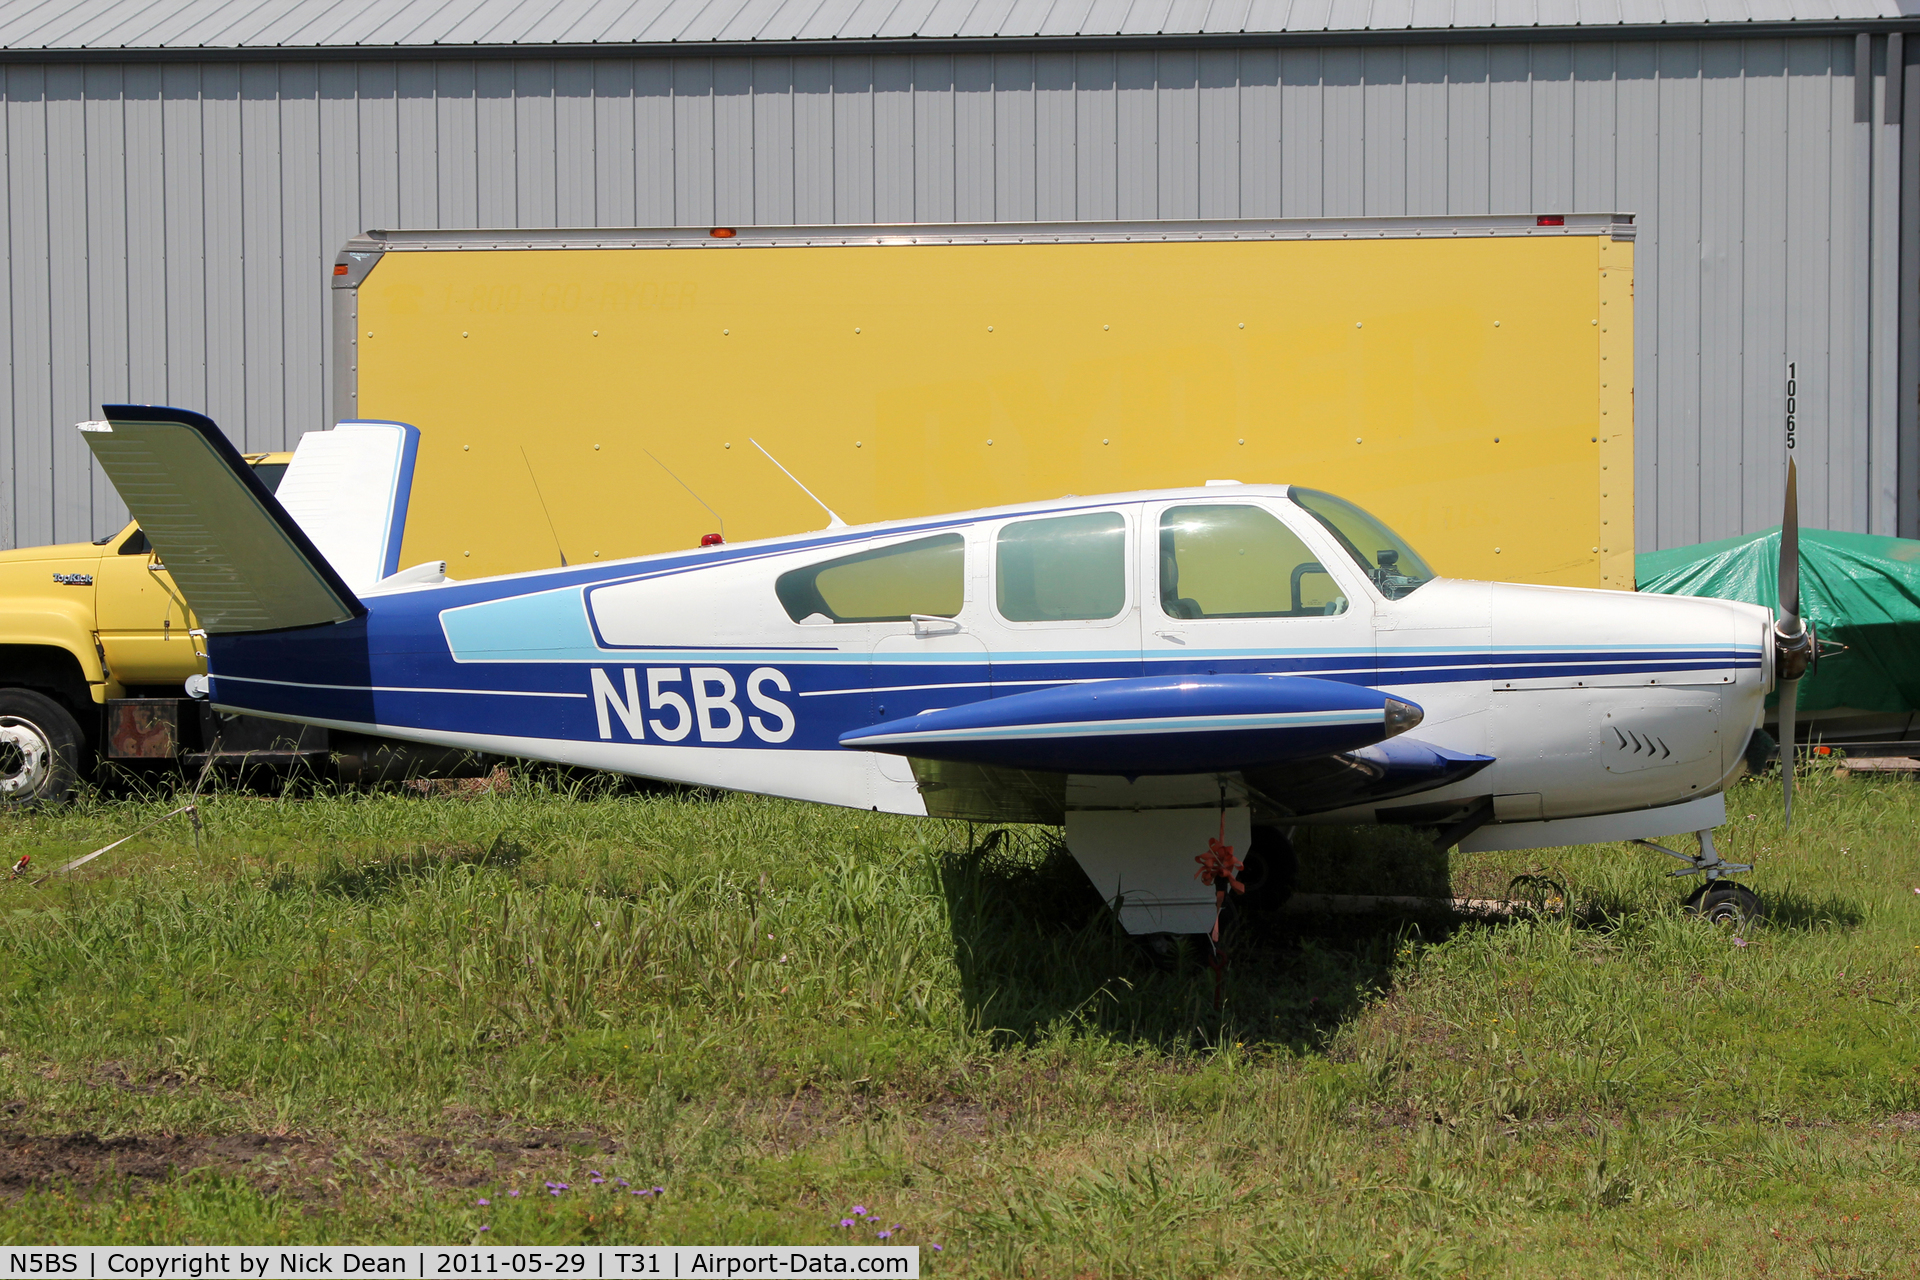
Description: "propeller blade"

(1779, 458), (1800, 624)
(1779, 676), (1797, 828)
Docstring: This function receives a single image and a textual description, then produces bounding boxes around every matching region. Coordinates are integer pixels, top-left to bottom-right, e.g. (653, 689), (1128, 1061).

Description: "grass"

(0, 762), (1916, 1276)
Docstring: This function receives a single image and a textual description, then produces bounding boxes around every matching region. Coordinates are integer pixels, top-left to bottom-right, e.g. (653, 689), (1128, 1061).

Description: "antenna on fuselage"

(750, 438), (847, 530)
(643, 448), (726, 542)
(520, 447), (569, 567)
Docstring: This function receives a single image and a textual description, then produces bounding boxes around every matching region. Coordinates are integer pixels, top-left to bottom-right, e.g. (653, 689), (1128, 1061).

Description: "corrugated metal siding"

(0, 0), (1909, 47)
(0, 36), (1894, 551)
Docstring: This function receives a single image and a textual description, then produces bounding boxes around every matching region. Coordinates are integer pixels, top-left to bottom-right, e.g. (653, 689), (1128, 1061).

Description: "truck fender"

(0, 608), (111, 700)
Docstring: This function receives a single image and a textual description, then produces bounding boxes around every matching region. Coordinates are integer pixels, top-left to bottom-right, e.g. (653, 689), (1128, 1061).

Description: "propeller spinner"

(1773, 459), (1815, 825)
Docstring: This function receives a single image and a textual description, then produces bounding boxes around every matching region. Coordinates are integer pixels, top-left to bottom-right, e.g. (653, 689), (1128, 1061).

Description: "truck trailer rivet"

(1494, 321), (1501, 327)
(1355, 322), (1362, 329)
(462, 331), (468, 338)
(1102, 438), (1109, 444)
(1239, 322), (1245, 329)
(463, 445), (470, 451)
(855, 441), (862, 447)
(594, 444), (600, 450)
(987, 326), (994, 332)
(1495, 548), (1502, 553)
(1238, 438), (1245, 445)
(987, 439), (994, 445)
(366, 331), (372, 338)
(724, 442), (731, 449)
(1103, 325), (1109, 331)
(593, 330), (599, 337)
(723, 329), (730, 335)
(855, 327), (861, 334)
(1355, 437), (1363, 444)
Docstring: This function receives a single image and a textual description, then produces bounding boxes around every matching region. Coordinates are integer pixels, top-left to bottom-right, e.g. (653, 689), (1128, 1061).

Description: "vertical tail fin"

(276, 419), (422, 593)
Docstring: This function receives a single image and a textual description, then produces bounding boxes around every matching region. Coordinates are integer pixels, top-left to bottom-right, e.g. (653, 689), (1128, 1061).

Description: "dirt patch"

(0, 1131), (319, 1198)
(0, 1126), (625, 1203)
(1882, 1111), (1920, 1130)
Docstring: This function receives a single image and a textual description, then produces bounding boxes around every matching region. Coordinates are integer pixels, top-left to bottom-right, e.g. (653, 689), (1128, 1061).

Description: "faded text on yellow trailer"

(335, 215), (1634, 587)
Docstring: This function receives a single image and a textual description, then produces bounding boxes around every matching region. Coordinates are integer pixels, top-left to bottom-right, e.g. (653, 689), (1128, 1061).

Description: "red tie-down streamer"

(1193, 818), (1245, 1005)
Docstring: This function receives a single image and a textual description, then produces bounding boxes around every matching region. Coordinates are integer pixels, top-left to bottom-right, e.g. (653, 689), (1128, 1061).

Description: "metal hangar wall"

(0, 1), (1915, 557)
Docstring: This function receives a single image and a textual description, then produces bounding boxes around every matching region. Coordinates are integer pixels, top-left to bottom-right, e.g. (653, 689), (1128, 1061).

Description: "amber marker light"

(710, 228), (737, 238)
(333, 263), (349, 275)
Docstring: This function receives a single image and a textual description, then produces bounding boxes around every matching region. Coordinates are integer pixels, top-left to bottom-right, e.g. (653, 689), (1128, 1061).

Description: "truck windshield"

(1289, 489), (1435, 600)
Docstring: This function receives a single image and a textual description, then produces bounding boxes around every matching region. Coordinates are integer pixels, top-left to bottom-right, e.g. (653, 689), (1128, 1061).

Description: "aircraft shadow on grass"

(934, 825), (1457, 1053)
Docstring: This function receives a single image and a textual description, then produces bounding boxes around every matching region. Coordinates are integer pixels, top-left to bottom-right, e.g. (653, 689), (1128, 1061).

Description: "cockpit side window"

(996, 512), (1127, 622)
(775, 533), (965, 623)
(1159, 504), (1348, 618)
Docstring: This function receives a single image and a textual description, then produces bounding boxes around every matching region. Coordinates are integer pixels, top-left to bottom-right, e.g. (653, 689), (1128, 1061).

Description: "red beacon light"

(701, 533), (725, 547)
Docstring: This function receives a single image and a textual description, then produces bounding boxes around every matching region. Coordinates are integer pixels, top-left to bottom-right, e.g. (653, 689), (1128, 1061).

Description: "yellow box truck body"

(334, 214), (1635, 589)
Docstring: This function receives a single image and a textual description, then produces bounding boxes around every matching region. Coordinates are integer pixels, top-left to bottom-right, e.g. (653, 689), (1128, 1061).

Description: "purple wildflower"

(591, 1178), (605, 1185)
(852, 1205), (868, 1216)
(1734, 937), (1749, 947)
(588, 1170), (602, 1178)
(475, 1198), (490, 1207)
(839, 1219), (855, 1228)
(544, 1182), (558, 1189)
(479, 1227), (491, 1234)
(875, 1231), (891, 1240)
(616, 1179), (630, 1187)
(932, 1246), (943, 1253)
(507, 1190), (520, 1198)
(652, 1186), (665, 1195)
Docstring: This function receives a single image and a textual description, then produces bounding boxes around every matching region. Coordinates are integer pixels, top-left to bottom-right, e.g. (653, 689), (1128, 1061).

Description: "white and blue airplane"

(80, 405), (1812, 937)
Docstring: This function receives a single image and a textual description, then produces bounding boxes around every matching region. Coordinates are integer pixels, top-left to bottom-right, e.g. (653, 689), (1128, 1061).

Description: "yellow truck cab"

(0, 451), (486, 804)
(0, 453), (290, 803)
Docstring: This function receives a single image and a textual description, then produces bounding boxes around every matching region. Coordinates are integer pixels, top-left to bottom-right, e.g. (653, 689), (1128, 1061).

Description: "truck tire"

(0, 688), (84, 807)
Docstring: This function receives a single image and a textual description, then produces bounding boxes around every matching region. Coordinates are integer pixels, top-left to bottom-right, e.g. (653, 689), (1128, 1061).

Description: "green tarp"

(1636, 528), (1920, 714)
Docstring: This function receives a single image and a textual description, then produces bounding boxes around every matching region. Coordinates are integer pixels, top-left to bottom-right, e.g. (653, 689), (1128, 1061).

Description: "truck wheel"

(0, 689), (84, 807)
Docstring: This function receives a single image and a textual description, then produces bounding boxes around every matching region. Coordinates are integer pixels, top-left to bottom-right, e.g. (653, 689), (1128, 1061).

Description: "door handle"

(911, 614), (962, 636)
(1153, 630), (1187, 644)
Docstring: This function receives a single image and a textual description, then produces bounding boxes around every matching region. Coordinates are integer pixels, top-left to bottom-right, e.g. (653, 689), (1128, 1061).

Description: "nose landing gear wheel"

(1683, 881), (1764, 927)
(0, 689), (84, 808)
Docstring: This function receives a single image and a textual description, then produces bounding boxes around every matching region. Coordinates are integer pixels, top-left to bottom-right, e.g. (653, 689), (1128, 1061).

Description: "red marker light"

(710, 227), (737, 239)
(701, 533), (725, 547)
(333, 263), (350, 275)
(1536, 215), (1565, 227)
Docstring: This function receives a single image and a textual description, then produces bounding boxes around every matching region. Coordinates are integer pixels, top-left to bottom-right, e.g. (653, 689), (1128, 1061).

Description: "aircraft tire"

(0, 688), (84, 808)
(1239, 824), (1298, 912)
(1684, 880), (1764, 927)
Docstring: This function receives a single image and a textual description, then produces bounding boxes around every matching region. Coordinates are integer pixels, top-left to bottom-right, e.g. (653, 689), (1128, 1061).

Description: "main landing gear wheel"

(1683, 881), (1765, 927)
(0, 689), (84, 808)
(1239, 824), (1298, 913)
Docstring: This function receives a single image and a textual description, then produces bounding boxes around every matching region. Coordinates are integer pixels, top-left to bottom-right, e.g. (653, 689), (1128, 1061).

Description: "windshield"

(1288, 489), (1435, 600)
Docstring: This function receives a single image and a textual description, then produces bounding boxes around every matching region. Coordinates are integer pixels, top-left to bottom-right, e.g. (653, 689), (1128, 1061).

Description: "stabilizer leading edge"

(82, 405), (364, 634)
